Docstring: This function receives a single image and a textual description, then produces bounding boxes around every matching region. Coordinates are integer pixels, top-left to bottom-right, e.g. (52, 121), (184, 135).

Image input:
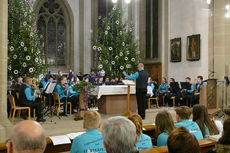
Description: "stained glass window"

(37, 0), (66, 66)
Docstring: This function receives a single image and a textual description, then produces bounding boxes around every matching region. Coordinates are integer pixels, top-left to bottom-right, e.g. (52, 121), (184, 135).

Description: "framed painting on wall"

(170, 38), (181, 62)
(187, 34), (200, 61)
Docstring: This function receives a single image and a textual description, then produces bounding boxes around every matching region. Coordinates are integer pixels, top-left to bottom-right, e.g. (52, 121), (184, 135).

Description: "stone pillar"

(132, 0), (140, 42)
(0, 0), (13, 142)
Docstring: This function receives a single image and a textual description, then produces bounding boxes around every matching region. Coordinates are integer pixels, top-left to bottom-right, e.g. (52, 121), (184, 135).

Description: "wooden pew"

(140, 138), (216, 153)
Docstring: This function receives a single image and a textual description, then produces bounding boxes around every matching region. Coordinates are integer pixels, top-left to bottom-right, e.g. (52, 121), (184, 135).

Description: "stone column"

(0, 0), (13, 142)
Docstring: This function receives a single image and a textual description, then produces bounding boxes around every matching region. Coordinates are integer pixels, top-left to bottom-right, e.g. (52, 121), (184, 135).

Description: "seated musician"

(165, 78), (180, 106)
(98, 77), (104, 86)
(181, 77), (194, 106)
(11, 77), (24, 106)
(110, 78), (116, 85)
(18, 77), (45, 122)
(158, 77), (169, 106)
(104, 77), (110, 85)
(192, 75), (206, 106)
(42, 75), (56, 112)
(54, 76), (78, 115)
(174, 106), (203, 140)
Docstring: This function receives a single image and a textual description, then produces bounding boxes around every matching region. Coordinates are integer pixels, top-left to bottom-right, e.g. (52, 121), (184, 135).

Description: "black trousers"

(192, 94), (200, 106)
(60, 95), (79, 114)
(43, 93), (53, 108)
(22, 98), (43, 119)
(136, 88), (147, 119)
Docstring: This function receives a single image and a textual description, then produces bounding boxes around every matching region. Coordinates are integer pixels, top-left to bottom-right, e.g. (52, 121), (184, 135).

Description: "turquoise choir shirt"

(124, 69), (144, 80)
(148, 83), (155, 91)
(24, 83), (35, 101)
(136, 134), (153, 150)
(186, 84), (194, 94)
(175, 120), (203, 140)
(70, 129), (106, 153)
(160, 82), (167, 92)
(54, 84), (66, 99)
(157, 132), (169, 147)
(196, 82), (207, 94)
(204, 124), (210, 138)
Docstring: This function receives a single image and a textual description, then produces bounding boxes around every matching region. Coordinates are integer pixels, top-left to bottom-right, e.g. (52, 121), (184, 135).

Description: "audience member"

(128, 114), (152, 150)
(70, 111), (106, 153)
(102, 116), (139, 153)
(206, 118), (230, 153)
(155, 111), (175, 146)
(7, 120), (46, 153)
(193, 104), (219, 138)
(175, 106), (203, 140)
(224, 105), (230, 120)
(167, 127), (200, 153)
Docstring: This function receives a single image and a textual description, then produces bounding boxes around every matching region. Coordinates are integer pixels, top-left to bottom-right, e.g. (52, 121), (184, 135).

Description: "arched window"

(37, 0), (67, 66)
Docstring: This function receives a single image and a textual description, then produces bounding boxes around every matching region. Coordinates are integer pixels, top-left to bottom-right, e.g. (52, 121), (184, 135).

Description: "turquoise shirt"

(160, 83), (167, 92)
(136, 134), (153, 150)
(175, 120), (203, 140)
(124, 69), (144, 80)
(186, 84), (194, 94)
(157, 132), (168, 147)
(24, 83), (35, 101)
(54, 84), (66, 100)
(70, 129), (106, 153)
(204, 124), (210, 138)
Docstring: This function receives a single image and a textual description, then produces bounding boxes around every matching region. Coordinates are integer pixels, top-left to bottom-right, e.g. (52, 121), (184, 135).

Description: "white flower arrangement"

(98, 16), (102, 20)
(8, 65), (11, 70)
(113, 7), (116, 10)
(105, 31), (108, 35)
(125, 57), (128, 61)
(24, 12), (27, 17)
(122, 42), (125, 46)
(111, 61), (115, 65)
(126, 64), (131, 68)
(98, 64), (103, 69)
(10, 46), (14, 51)
(14, 70), (18, 74)
(98, 47), (102, 51)
(35, 58), (39, 62)
(126, 51), (130, 55)
(23, 62), (27, 67)
(24, 47), (27, 51)
(26, 55), (31, 61)
(109, 47), (113, 51)
(20, 42), (24, 47)
(105, 60), (108, 64)
(29, 68), (33, 73)
(23, 21), (27, 26)
(115, 56), (119, 59)
(120, 31), (122, 35)
(101, 70), (105, 76)
(119, 52), (123, 56)
(120, 66), (124, 70)
(93, 46), (97, 50)
(107, 26), (110, 30)
(116, 20), (119, 25)
(13, 55), (17, 59)
(131, 58), (135, 62)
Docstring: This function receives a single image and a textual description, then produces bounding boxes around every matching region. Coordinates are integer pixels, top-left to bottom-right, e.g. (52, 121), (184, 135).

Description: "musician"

(192, 76), (206, 106)
(158, 77), (169, 106)
(181, 77), (194, 106)
(165, 78), (180, 106)
(54, 76), (78, 115)
(88, 70), (96, 83)
(19, 77), (45, 122)
(123, 63), (149, 119)
(104, 77), (110, 85)
(98, 77), (104, 86)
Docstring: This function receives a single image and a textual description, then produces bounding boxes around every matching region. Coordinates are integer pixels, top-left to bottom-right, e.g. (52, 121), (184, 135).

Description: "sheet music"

(49, 135), (71, 146)
(122, 80), (135, 85)
(66, 132), (85, 140)
(209, 134), (221, 142)
(45, 83), (56, 94)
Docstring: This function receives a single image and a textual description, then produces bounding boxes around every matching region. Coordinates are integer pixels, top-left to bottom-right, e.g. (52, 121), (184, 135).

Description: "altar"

(94, 85), (152, 114)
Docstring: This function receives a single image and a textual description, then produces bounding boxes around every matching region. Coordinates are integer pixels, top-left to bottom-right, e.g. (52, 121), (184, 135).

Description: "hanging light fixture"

(125, 0), (131, 4)
(112, 0), (118, 3)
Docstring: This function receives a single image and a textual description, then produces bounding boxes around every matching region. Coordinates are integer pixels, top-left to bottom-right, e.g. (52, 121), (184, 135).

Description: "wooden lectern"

(200, 79), (219, 115)
(122, 80), (136, 116)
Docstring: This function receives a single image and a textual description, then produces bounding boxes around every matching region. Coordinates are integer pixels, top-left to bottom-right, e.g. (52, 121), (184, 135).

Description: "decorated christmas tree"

(92, 6), (141, 78)
(8, 0), (47, 80)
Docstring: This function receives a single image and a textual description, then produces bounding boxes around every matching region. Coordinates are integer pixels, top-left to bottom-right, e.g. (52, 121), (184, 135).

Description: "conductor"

(123, 63), (149, 119)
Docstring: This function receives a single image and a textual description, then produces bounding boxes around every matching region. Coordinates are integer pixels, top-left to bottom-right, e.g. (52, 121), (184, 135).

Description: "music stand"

(122, 80), (135, 116)
(170, 82), (180, 93)
(180, 82), (191, 90)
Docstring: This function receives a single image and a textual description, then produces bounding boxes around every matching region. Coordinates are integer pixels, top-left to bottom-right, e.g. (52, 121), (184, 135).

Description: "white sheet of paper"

(209, 134), (221, 142)
(50, 135), (71, 146)
(66, 132), (85, 140)
(122, 80), (135, 85)
(45, 83), (56, 94)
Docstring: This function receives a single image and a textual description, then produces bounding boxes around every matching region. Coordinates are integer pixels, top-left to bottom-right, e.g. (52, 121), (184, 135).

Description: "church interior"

(1, 0), (230, 153)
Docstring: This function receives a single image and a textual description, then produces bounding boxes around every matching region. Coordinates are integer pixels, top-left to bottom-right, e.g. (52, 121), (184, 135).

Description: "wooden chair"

(52, 92), (72, 117)
(148, 97), (159, 109)
(8, 94), (31, 123)
(171, 96), (176, 107)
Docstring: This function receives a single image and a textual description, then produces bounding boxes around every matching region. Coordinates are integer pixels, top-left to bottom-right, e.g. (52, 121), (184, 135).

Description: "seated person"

(180, 77), (194, 106)
(110, 78), (116, 85)
(54, 76), (78, 115)
(147, 77), (155, 97)
(206, 118), (230, 153)
(7, 120), (46, 153)
(192, 75), (206, 106)
(193, 104), (219, 138)
(104, 77), (110, 85)
(167, 127), (200, 153)
(70, 111), (106, 153)
(175, 106), (203, 140)
(98, 77), (104, 85)
(19, 77), (45, 122)
(165, 78), (180, 106)
(155, 111), (175, 146)
(128, 114), (152, 150)
(158, 77), (169, 106)
(102, 116), (139, 153)
(224, 105), (230, 120)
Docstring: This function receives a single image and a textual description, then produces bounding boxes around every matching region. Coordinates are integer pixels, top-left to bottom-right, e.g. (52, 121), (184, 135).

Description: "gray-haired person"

(7, 120), (46, 153)
(102, 116), (139, 153)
